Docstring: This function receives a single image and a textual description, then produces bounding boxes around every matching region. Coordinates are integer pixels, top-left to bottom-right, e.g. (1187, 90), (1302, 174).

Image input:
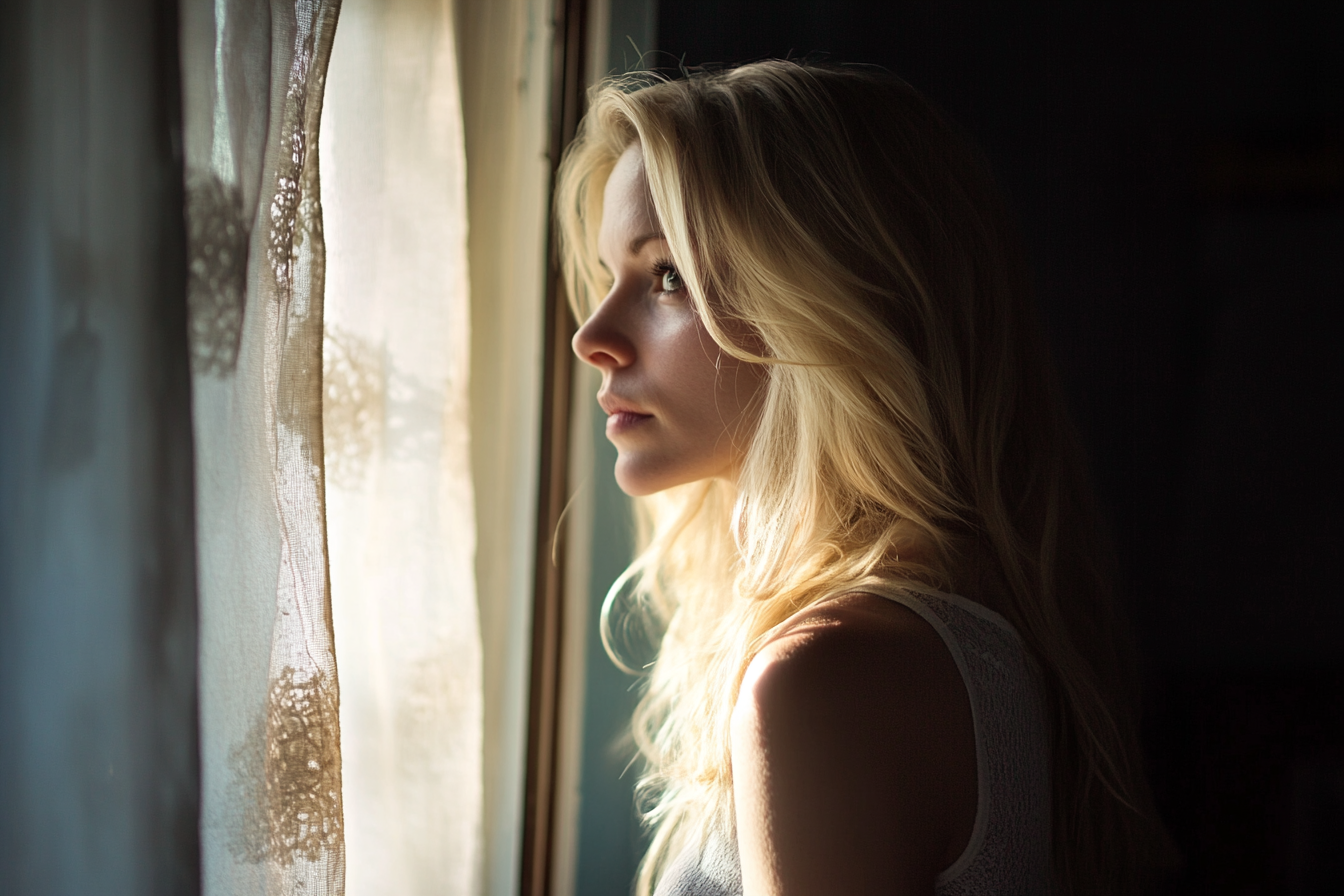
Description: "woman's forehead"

(598, 145), (664, 266)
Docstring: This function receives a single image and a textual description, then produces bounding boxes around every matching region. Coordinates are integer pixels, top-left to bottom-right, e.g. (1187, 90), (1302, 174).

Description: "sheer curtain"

(320, 1), (481, 893)
(181, 0), (346, 892)
(2, 1), (550, 892)
(181, 0), (552, 893)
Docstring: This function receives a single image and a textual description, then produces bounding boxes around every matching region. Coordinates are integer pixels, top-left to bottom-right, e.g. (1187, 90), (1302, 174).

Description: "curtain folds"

(181, 1), (346, 892)
(183, 0), (495, 893)
(6, 1), (545, 893)
(320, 1), (482, 893)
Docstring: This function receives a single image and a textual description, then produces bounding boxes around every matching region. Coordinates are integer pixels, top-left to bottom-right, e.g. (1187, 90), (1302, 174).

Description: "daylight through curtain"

(320, 1), (482, 892)
(180, 1), (346, 892)
(4, 1), (529, 893)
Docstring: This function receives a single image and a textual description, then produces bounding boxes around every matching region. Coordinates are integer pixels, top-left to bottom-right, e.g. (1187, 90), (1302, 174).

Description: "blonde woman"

(558, 61), (1168, 896)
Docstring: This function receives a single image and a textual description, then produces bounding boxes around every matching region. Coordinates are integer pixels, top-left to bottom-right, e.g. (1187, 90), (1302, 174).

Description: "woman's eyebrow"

(597, 231), (668, 273)
(627, 231), (666, 255)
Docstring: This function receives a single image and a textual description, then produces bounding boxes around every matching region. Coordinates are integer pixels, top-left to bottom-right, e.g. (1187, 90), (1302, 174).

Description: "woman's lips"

(606, 410), (652, 435)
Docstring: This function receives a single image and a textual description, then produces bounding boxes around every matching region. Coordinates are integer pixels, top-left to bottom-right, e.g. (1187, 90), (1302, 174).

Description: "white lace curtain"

(181, 1), (348, 890)
(1, 0), (551, 892)
(180, 0), (551, 893)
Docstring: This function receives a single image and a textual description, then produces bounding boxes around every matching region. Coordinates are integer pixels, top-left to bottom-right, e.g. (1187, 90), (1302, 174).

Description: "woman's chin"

(612, 455), (690, 497)
(613, 461), (666, 497)
(613, 455), (734, 497)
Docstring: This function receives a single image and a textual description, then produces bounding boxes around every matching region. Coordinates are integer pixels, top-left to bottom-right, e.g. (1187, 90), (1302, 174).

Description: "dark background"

(648, 2), (1342, 893)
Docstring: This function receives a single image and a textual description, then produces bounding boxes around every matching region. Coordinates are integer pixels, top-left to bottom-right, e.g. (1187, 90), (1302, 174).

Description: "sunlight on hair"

(557, 60), (1166, 896)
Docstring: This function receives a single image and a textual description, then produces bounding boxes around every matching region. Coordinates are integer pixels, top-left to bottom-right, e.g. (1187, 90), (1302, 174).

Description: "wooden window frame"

(522, 0), (590, 893)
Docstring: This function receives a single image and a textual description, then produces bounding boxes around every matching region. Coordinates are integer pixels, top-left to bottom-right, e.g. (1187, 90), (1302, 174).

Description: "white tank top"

(653, 581), (1053, 895)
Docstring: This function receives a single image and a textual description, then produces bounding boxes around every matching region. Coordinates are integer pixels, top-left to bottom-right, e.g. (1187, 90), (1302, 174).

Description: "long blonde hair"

(557, 61), (1167, 895)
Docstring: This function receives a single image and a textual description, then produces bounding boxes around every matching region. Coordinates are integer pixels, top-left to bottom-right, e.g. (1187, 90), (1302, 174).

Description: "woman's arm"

(730, 592), (978, 896)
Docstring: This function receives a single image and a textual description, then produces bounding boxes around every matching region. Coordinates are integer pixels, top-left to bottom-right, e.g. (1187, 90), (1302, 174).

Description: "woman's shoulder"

(735, 590), (968, 731)
(730, 590), (979, 888)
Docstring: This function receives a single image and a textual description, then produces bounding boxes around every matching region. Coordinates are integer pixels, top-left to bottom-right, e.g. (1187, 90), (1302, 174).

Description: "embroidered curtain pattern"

(4, 0), (548, 893)
(181, 0), (346, 892)
(181, 0), (497, 892)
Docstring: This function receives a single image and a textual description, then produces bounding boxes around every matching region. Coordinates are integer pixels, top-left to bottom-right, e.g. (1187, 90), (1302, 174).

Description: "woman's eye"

(660, 267), (683, 293)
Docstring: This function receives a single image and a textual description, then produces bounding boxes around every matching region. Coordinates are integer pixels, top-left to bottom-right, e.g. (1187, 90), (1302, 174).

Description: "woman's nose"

(572, 294), (634, 370)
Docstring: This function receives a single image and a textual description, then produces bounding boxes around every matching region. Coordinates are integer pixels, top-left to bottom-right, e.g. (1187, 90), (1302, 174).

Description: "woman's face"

(572, 144), (765, 497)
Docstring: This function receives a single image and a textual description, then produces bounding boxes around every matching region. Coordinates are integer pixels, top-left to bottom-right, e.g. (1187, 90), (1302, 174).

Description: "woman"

(557, 61), (1167, 895)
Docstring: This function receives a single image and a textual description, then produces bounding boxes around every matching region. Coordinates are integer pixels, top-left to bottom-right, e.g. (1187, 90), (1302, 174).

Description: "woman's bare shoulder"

(730, 590), (977, 894)
(740, 590), (955, 701)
